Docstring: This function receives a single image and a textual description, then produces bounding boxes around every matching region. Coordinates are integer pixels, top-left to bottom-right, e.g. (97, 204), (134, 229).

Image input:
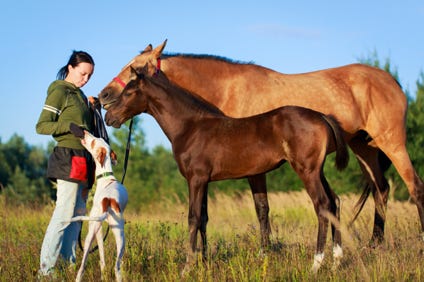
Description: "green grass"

(1, 191), (423, 281)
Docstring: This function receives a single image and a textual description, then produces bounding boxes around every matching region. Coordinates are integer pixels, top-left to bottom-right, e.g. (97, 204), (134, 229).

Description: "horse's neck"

(162, 57), (228, 103)
(161, 56), (282, 110)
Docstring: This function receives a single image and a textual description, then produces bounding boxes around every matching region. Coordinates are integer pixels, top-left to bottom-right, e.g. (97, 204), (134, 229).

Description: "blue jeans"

(39, 180), (87, 275)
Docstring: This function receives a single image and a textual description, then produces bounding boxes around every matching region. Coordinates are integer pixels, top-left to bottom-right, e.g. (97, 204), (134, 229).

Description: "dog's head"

(70, 123), (117, 167)
(81, 131), (118, 167)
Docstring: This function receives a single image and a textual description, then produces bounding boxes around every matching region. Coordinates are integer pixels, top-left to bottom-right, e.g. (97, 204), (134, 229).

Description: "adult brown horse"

(99, 40), (424, 246)
(105, 65), (349, 273)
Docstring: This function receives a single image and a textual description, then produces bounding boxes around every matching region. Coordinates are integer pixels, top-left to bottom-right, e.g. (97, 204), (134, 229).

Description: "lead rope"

(121, 118), (133, 184)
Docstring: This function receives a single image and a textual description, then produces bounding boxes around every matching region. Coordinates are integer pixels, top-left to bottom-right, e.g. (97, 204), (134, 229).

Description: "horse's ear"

(141, 44), (153, 54)
(153, 39), (167, 58)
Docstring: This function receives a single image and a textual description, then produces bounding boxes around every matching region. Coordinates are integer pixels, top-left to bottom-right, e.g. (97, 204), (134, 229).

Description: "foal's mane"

(162, 52), (255, 65)
(145, 71), (225, 116)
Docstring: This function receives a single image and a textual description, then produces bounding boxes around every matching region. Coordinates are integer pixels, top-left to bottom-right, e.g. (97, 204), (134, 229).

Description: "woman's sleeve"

(35, 87), (69, 136)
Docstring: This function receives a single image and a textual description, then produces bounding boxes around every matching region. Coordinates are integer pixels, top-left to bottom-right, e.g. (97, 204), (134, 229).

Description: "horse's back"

(213, 63), (406, 137)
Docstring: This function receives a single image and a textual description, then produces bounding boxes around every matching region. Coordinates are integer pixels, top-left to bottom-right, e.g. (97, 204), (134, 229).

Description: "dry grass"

(1, 191), (423, 281)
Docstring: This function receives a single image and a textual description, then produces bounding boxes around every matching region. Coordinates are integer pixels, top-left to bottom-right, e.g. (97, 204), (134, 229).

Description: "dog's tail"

(67, 212), (108, 223)
(60, 212), (107, 231)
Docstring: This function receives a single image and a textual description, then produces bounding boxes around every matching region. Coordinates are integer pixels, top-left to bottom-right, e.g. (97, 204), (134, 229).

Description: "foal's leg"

(292, 164), (331, 273)
(247, 174), (271, 248)
(321, 172), (342, 270)
(349, 138), (390, 245)
(306, 176), (331, 273)
(182, 177), (209, 275)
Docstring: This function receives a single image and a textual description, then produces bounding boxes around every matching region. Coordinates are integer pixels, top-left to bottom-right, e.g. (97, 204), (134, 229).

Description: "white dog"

(68, 128), (128, 282)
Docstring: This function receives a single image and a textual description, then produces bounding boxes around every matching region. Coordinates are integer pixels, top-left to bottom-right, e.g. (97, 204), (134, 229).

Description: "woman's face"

(66, 62), (94, 88)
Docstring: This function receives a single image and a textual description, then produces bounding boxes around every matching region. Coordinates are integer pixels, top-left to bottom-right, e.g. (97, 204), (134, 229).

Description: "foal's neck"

(146, 75), (226, 142)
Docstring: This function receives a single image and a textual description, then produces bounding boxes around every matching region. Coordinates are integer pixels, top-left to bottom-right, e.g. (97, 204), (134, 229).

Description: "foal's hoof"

(331, 244), (343, 271)
(181, 263), (193, 278)
(311, 253), (324, 274)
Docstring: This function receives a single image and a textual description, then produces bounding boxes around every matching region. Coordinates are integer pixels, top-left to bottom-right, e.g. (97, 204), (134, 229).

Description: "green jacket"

(36, 80), (94, 149)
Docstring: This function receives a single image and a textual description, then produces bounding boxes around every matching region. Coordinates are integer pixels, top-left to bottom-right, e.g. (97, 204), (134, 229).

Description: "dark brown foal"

(103, 66), (349, 273)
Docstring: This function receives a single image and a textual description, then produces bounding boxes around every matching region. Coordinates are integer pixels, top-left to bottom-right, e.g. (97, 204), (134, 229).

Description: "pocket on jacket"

(69, 155), (87, 181)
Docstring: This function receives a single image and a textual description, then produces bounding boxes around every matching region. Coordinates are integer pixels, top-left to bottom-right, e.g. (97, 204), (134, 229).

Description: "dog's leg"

(76, 220), (102, 282)
(95, 220), (106, 279)
(109, 213), (125, 282)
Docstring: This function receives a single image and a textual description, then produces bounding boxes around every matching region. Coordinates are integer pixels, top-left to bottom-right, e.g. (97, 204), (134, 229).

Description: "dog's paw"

(70, 123), (85, 138)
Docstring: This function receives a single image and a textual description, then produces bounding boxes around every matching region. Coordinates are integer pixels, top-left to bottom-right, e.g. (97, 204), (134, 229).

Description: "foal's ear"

(141, 63), (149, 76)
(130, 65), (147, 80)
(129, 66), (141, 80)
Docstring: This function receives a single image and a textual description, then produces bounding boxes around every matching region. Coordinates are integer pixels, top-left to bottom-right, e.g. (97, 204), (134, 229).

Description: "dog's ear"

(110, 150), (118, 166)
(97, 147), (107, 168)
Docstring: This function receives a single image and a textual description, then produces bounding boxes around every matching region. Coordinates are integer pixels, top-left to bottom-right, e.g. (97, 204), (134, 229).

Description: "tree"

(0, 134), (51, 205)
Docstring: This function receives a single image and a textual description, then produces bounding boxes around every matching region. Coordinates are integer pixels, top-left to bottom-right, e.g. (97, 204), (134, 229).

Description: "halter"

(113, 77), (127, 88)
(113, 58), (161, 86)
(155, 57), (161, 75)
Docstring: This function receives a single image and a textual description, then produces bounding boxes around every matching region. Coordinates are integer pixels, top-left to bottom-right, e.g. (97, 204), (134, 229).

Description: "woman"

(36, 50), (96, 276)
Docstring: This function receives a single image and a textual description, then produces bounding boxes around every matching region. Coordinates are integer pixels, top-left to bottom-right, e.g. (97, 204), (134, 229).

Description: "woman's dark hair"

(56, 50), (95, 80)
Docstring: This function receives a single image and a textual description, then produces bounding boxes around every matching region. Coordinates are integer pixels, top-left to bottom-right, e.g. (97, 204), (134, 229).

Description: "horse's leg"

(182, 176), (208, 276)
(247, 174), (271, 249)
(320, 172), (342, 270)
(349, 137), (390, 245)
(373, 135), (424, 240)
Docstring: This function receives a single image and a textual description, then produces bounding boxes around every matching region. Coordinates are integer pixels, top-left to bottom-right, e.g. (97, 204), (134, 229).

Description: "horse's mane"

(146, 72), (225, 116)
(162, 52), (255, 65)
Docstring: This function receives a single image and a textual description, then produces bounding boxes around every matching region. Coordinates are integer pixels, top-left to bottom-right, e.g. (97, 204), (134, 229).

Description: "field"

(1, 190), (423, 281)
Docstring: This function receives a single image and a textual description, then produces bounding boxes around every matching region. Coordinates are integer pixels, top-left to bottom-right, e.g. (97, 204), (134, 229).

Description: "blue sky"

(1, 1), (423, 150)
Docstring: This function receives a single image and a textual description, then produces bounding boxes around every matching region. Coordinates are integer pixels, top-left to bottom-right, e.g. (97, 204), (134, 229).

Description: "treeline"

(1, 55), (423, 211)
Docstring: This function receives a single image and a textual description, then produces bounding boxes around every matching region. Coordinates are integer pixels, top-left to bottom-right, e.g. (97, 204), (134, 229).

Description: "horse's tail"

(322, 114), (349, 171)
(351, 149), (392, 224)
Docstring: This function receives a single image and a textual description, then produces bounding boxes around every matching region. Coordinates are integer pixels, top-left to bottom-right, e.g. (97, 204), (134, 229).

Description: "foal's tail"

(322, 114), (349, 171)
